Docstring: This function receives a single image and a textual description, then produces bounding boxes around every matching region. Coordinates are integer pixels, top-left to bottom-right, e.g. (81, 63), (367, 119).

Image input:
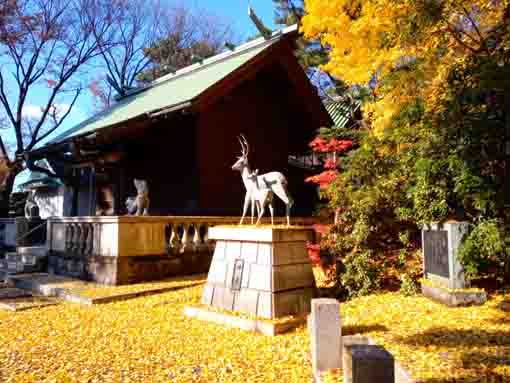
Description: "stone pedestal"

(202, 226), (315, 319)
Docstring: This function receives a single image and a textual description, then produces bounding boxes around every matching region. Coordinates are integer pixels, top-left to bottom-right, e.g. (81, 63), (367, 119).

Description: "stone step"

(17, 246), (47, 258)
(8, 273), (74, 297)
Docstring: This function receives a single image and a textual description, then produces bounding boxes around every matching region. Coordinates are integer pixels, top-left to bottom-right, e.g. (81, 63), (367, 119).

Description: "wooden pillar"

(71, 168), (79, 217)
(88, 166), (96, 216)
(113, 166), (126, 215)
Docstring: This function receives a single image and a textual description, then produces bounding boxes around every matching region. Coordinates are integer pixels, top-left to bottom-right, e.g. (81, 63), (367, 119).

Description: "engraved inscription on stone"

(231, 259), (244, 291)
(423, 230), (449, 278)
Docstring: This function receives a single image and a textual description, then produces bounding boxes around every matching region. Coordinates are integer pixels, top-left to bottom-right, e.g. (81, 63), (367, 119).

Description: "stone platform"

(201, 226), (316, 319)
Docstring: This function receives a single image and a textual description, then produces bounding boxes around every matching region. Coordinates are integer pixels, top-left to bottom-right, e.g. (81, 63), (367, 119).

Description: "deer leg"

(272, 185), (293, 227)
(250, 197), (255, 225)
(240, 194), (250, 225)
(255, 200), (266, 226)
(268, 202), (274, 226)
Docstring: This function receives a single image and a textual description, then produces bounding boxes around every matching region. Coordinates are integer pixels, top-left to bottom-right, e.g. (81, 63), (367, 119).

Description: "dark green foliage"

(457, 220), (510, 282)
(340, 251), (381, 298)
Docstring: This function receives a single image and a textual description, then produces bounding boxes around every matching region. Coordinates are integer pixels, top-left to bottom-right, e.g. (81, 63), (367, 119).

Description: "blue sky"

(200, 0), (277, 40)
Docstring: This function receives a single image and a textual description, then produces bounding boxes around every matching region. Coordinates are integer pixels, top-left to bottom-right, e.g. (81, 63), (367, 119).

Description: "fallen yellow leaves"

(32, 274), (206, 299)
(1, 277), (509, 382)
(326, 292), (510, 382)
(0, 276), (312, 383)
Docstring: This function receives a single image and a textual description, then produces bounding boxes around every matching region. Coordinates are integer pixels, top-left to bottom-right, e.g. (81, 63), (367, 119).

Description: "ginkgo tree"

(303, 0), (509, 135)
(301, 0), (510, 287)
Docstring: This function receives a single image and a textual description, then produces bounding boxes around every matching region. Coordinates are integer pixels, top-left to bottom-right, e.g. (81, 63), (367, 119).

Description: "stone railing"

(47, 216), (316, 259)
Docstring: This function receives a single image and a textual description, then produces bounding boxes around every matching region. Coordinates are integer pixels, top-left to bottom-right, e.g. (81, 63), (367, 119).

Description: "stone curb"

(59, 282), (204, 306)
(184, 306), (307, 336)
(9, 275), (204, 305)
(0, 298), (59, 312)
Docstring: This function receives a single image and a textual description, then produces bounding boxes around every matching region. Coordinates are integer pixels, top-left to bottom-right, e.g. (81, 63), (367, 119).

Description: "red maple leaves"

(305, 137), (353, 189)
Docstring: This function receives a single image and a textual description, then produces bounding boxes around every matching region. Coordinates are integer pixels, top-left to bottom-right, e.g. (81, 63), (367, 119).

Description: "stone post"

(309, 298), (342, 377)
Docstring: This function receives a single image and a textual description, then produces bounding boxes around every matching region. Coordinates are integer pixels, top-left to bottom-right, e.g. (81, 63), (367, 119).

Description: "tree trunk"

(0, 170), (16, 217)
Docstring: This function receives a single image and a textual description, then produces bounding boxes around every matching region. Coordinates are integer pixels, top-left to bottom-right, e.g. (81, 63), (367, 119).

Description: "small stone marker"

(343, 344), (394, 383)
(310, 298), (342, 376)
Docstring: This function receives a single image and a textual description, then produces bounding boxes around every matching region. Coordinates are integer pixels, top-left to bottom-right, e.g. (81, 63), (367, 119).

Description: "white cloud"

(23, 103), (81, 121)
(23, 105), (44, 119)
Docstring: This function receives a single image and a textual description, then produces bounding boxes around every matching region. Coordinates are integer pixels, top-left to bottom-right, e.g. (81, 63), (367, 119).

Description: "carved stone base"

(421, 282), (487, 307)
(48, 251), (213, 285)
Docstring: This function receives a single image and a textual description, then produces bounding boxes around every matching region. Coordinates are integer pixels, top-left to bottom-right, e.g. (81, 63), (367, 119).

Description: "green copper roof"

(324, 100), (361, 129)
(19, 160), (62, 190)
(50, 26), (298, 144)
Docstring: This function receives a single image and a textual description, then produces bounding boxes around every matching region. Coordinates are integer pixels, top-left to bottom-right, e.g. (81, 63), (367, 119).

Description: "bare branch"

(30, 88), (81, 147)
(0, 0), (116, 158)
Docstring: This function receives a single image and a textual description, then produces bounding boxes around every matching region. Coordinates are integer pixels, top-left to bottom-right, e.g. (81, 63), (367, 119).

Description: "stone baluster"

(73, 224), (82, 254)
(93, 223), (101, 256)
(192, 223), (202, 251)
(79, 224), (88, 254)
(84, 224), (94, 255)
(181, 224), (192, 253)
(203, 224), (213, 251)
(65, 224), (73, 252)
(168, 224), (180, 254)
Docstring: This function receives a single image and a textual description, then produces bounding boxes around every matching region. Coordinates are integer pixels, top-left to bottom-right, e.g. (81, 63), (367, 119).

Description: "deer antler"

(239, 134), (249, 157)
(238, 134), (250, 157)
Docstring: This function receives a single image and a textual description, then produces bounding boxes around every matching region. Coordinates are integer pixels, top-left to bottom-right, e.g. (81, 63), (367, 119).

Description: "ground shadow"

(489, 315), (510, 325)
(342, 324), (389, 335)
(418, 374), (506, 383)
(460, 352), (510, 369)
(394, 327), (510, 347)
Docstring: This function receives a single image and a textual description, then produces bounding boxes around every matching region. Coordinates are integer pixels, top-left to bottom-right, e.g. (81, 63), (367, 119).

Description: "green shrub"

(457, 220), (510, 282)
(397, 248), (408, 269)
(340, 251), (381, 298)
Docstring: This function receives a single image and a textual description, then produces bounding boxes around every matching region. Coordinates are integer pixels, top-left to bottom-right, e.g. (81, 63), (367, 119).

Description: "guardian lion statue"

(125, 179), (150, 216)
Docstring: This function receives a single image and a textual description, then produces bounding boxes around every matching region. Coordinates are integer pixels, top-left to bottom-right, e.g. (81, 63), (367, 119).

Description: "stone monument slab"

(422, 221), (487, 306)
(422, 221), (468, 289)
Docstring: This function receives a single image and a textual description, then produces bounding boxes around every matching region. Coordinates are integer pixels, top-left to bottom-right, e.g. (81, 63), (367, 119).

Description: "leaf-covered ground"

(0, 275), (312, 383)
(1, 277), (509, 382)
(334, 292), (510, 382)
